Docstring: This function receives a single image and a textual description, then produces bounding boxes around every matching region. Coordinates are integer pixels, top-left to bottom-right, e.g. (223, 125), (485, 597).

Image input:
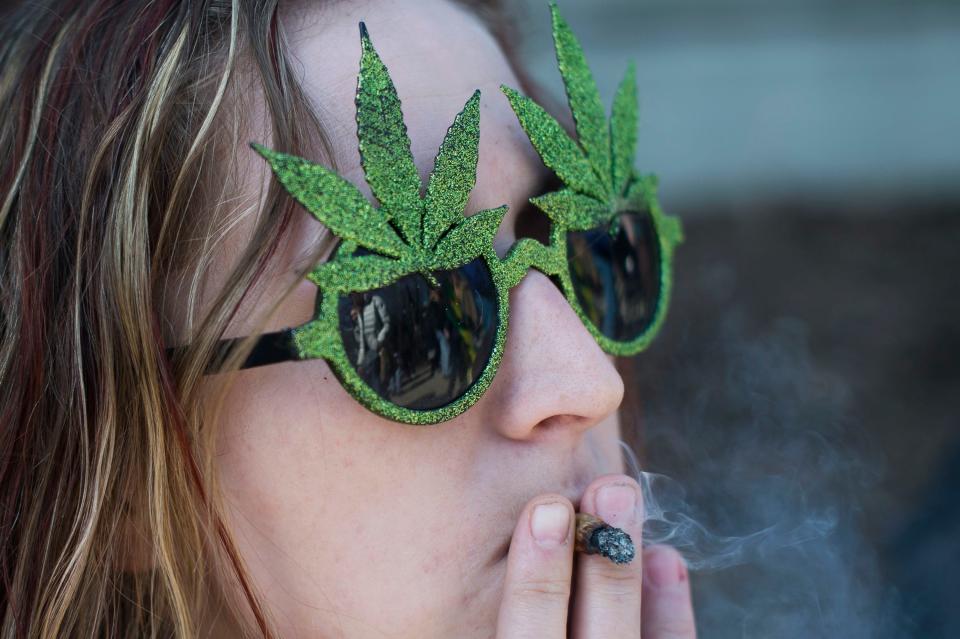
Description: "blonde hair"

(0, 1), (328, 635)
(0, 1), (526, 637)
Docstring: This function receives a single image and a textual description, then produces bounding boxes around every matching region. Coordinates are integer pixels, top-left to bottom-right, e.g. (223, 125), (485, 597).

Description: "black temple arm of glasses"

(165, 328), (300, 374)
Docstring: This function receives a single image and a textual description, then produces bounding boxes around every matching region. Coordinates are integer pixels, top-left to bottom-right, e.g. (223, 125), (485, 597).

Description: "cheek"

(208, 363), (500, 636)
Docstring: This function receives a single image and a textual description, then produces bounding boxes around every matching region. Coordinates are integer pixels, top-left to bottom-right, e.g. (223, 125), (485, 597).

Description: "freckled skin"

(194, 1), (627, 637)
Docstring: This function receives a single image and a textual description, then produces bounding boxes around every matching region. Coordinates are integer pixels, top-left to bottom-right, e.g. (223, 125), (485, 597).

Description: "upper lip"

(565, 466), (602, 512)
(489, 472), (597, 565)
(564, 485), (589, 512)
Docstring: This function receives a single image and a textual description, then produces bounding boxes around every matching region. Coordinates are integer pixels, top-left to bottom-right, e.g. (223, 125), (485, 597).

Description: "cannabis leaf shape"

(501, 3), (681, 244)
(253, 23), (505, 293)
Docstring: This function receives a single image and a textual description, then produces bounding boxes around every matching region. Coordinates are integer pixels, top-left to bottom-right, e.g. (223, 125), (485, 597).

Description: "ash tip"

(591, 526), (636, 565)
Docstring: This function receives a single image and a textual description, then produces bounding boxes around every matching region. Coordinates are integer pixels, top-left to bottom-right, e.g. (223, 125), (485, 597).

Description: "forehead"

(166, 0), (549, 344)
(281, 0), (545, 219)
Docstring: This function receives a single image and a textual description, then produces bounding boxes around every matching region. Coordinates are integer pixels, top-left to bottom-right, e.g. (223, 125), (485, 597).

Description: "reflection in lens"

(566, 211), (660, 342)
(338, 258), (498, 411)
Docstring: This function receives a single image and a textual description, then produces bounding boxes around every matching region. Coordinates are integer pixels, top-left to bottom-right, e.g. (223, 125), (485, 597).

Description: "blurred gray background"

(515, 0), (959, 206)
(510, 1), (960, 637)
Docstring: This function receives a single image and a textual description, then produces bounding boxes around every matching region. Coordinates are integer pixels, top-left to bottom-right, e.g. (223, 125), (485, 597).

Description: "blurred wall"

(513, 0), (960, 211)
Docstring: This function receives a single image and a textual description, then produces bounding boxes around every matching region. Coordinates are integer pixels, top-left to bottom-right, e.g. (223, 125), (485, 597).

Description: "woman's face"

(209, 1), (627, 635)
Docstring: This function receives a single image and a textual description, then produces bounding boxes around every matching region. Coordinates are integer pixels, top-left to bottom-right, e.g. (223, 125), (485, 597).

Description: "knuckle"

(510, 577), (572, 603)
(588, 569), (644, 600)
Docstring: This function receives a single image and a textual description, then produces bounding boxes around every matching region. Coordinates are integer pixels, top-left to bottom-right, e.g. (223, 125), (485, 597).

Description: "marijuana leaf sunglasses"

(171, 4), (683, 425)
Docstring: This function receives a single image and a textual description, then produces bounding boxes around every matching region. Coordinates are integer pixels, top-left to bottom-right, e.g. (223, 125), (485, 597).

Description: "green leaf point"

(550, 1), (611, 192)
(610, 61), (639, 195)
(356, 21), (423, 246)
(423, 89), (482, 249)
(255, 22), (509, 301)
(247, 142), (409, 258)
(500, 84), (606, 200)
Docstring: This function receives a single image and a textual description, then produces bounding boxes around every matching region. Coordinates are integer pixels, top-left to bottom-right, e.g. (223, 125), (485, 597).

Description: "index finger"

(495, 496), (575, 639)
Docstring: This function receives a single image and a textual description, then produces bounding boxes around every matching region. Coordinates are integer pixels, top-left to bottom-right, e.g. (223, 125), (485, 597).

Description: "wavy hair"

(0, 0), (542, 636)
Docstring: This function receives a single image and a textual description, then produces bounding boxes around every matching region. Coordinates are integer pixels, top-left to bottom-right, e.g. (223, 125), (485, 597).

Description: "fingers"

(641, 545), (697, 639)
(570, 474), (644, 639)
(493, 482), (697, 639)
(495, 496), (575, 639)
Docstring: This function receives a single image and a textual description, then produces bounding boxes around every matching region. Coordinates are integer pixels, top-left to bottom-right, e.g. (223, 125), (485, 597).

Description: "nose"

(481, 269), (625, 440)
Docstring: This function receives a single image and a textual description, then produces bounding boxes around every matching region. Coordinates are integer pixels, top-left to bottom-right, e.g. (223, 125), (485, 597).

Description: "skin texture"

(191, 1), (695, 636)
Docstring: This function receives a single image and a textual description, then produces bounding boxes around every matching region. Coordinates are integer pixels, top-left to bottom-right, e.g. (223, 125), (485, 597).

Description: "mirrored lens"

(566, 211), (661, 342)
(337, 258), (498, 411)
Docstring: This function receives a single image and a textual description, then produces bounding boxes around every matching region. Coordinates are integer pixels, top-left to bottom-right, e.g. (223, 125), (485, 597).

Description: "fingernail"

(596, 483), (639, 526)
(530, 502), (570, 547)
(645, 547), (681, 588)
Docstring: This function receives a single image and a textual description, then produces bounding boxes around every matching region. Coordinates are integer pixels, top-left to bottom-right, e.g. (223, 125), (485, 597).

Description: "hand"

(495, 474), (697, 638)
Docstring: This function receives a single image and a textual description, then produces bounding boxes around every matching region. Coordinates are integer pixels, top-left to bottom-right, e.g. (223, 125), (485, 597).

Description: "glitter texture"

(356, 22), (423, 246)
(501, 1), (684, 356)
(252, 24), (508, 424)
(247, 10), (682, 424)
(552, 4), (611, 193)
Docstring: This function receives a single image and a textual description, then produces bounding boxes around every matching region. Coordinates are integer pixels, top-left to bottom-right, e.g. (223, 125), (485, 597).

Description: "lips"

(566, 489), (586, 513)
(488, 472), (596, 564)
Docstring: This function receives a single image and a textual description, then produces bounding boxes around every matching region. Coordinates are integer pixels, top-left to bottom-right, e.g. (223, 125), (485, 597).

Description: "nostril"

(531, 413), (593, 442)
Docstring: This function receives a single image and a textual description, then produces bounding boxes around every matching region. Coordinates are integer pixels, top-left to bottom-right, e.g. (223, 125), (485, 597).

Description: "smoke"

(618, 313), (910, 638)
(627, 466), (838, 573)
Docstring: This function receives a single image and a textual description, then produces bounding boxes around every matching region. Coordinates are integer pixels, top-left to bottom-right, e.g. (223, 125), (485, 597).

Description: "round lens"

(566, 211), (661, 342)
(337, 258), (499, 411)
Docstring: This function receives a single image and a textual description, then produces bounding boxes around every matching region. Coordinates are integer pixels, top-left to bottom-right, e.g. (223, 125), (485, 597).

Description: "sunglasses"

(168, 4), (683, 425)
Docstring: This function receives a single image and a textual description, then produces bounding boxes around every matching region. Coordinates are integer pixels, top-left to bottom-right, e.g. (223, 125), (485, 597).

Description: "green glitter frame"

(500, 2), (683, 356)
(210, 9), (681, 425)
